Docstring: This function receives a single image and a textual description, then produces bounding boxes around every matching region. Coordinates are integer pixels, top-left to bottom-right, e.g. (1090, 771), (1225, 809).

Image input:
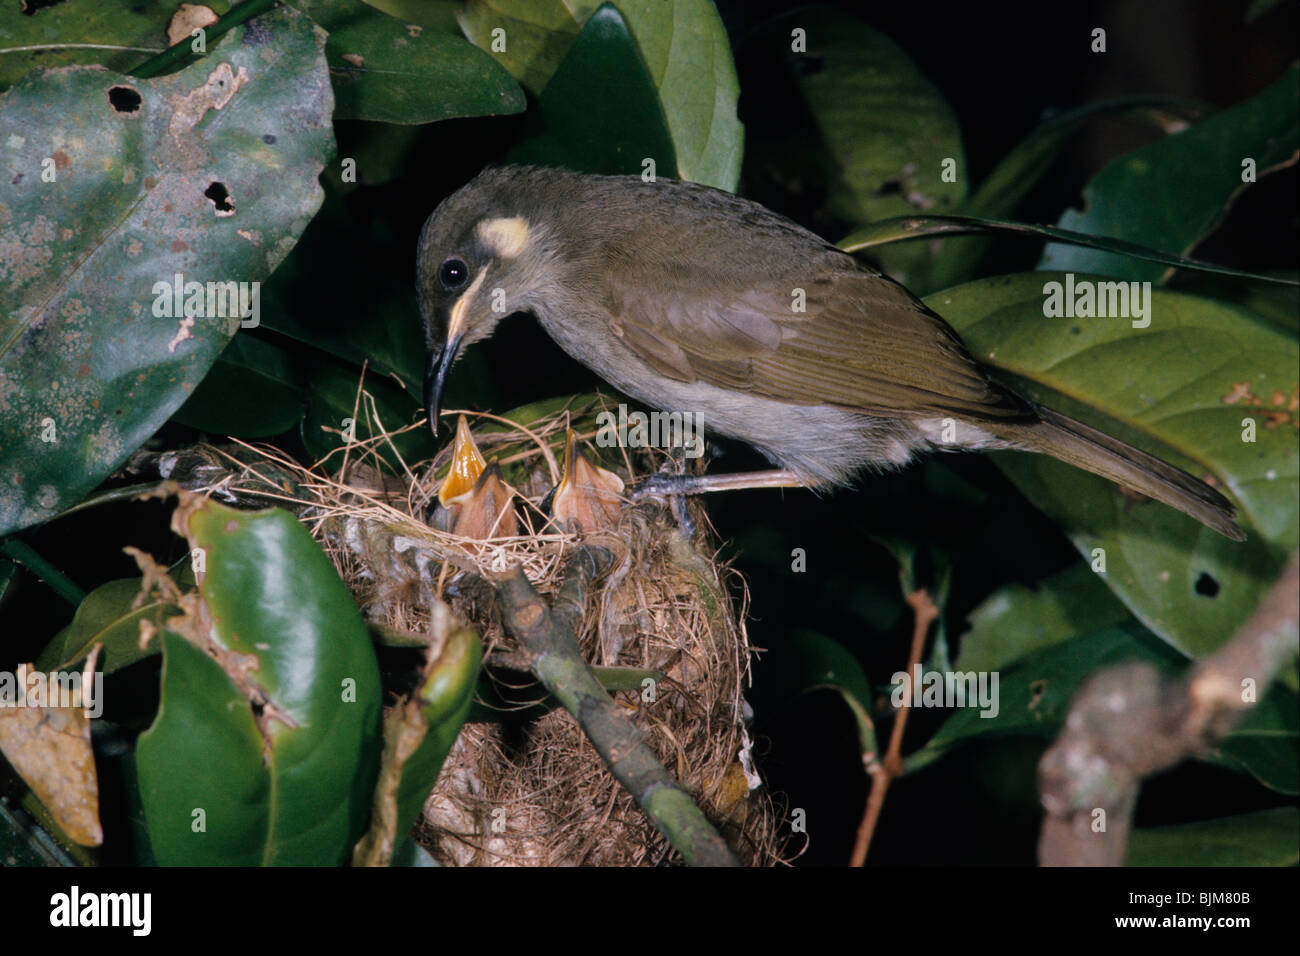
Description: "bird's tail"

(989, 406), (1245, 540)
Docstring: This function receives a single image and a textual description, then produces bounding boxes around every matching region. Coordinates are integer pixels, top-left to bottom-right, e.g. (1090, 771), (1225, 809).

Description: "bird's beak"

(424, 334), (461, 437)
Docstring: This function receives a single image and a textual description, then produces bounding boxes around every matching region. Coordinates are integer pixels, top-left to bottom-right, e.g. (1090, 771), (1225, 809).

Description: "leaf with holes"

(0, 5), (333, 537)
(926, 273), (1298, 658)
(0, 0), (235, 91)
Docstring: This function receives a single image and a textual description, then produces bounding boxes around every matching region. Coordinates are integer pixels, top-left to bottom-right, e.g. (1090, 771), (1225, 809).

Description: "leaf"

(291, 0), (525, 124)
(0, 0), (234, 91)
(136, 500), (382, 865)
(917, 96), (1206, 289)
(171, 334), (306, 438)
(743, 6), (964, 289)
(458, 0), (600, 97)
(926, 273), (1298, 657)
(1040, 65), (1300, 282)
(956, 562), (1133, 673)
(1207, 686), (1299, 794)
(0, 5), (333, 537)
(1126, 807), (1299, 866)
(611, 0), (742, 190)
(36, 578), (175, 674)
(782, 629), (879, 761)
(353, 626), (480, 866)
(904, 625), (1184, 773)
(506, 3), (677, 178)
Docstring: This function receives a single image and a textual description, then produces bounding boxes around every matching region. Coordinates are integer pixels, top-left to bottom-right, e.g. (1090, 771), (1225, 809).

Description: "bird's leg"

(632, 468), (808, 500)
(658, 444), (696, 539)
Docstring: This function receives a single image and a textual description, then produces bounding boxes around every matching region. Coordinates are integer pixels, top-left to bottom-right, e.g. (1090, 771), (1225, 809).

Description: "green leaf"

(137, 501), (382, 865)
(458, 0), (600, 97)
(36, 578), (175, 674)
(1040, 65), (1300, 282)
(905, 625), (1184, 773)
(0, 6), (333, 537)
(171, 334), (306, 438)
(782, 629), (878, 760)
(926, 273), (1298, 657)
(292, 0), (526, 124)
(1127, 807), (1300, 866)
(1207, 686), (1299, 795)
(956, 562), (1133, 673)
(0, 0), (234, 91)
(611, 0), (742, 191)
(924, 97), (1207, 290)
(744, 6), (963, 290)
(362, 0), (463, 33)
(506, 3), (677, 177)
(394, 628), (482, 844)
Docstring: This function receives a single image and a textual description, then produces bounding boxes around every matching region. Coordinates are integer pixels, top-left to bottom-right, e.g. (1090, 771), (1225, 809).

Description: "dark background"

(2, 0), (1296, 865)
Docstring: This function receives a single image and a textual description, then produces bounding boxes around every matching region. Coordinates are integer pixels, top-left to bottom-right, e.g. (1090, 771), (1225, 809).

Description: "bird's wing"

(602, 254), (1033, 423)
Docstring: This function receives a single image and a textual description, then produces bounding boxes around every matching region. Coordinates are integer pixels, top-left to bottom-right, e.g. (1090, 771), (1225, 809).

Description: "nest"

(148, 388), (784, 866)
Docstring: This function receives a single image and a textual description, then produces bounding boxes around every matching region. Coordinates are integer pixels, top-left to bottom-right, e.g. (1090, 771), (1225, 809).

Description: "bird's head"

(416, 167), (573, 436)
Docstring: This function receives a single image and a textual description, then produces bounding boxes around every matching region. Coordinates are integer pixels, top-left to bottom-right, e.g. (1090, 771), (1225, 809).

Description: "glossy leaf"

(1127, 807), (1299, 866)
(36, 578), (175, 674)
(292, 0), (525, 124)
(1040, 65), (1300, 282)
(0, 0), (233, 91)
(782, 629), (878, 761)
(507, 4), (676, 177)
(956, 562), (1133, 673)
(927, 273), (1298, 657)
(172, 334), (306, 438)
(458, 0), (599, 96)
(137, 501), (382, 865)
(0, 6), (333, 536)
(611, 0), (742, 190)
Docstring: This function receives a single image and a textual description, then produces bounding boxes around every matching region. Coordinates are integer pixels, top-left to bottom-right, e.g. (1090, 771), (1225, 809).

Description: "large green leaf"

(610, 0), (741, 190)
(0, 5), (333, 537)
(910, 626), (1295, 796)
(927, 273), (1298, 657)
(955, 562), (1133, 673)
(506, 4), (676, 177)
(463, 0), (741, 189)
(292, 0), (525, 124)
(0, 0), (233, 91)
(458, 0), (599, 96)
(1040, 65), (1300, 282)
(743, 6), (964, 289)
(136, 501), (382, 865)
(1127, 807), (1299, 866)
(926, 97), (1206, 291)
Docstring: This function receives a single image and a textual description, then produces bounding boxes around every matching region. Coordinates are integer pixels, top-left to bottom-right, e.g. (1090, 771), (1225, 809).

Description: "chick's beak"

(424, 334), (461, 437)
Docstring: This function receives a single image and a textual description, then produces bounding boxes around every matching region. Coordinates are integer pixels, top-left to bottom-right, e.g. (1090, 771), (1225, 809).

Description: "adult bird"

(416, 165), (1243, 541)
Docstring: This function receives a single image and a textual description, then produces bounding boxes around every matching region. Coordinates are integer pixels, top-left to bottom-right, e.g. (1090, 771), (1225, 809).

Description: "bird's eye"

(438, 257), (470, 291)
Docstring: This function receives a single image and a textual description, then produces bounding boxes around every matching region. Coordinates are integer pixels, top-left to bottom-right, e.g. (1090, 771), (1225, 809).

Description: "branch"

(1038, 551), (1300, 866)
(493, 546), (740, 867)
(850, 588), (937, 866)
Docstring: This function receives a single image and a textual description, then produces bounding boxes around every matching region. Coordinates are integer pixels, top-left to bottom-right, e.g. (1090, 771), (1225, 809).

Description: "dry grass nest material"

(168, 393), (785, 866)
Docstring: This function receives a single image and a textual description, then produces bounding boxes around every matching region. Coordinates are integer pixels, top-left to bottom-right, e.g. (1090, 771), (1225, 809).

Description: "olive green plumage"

(417, 165), (1243, 540)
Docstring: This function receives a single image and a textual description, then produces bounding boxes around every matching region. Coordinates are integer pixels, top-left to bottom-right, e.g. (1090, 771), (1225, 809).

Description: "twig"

(493, 546), (740, 866)
(1038, 551), (1300, 866)
(850, 588), (938, 866)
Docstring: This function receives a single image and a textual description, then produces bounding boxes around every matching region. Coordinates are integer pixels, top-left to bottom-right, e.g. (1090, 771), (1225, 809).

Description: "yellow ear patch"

(476, 216), (530, 259)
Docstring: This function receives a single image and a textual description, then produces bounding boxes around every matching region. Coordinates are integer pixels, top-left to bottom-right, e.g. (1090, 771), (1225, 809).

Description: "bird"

(415, 165), (1243, 541)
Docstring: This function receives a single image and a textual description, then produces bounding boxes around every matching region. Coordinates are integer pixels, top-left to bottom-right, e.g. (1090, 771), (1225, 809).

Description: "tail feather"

(991, 406), (1245, 541)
